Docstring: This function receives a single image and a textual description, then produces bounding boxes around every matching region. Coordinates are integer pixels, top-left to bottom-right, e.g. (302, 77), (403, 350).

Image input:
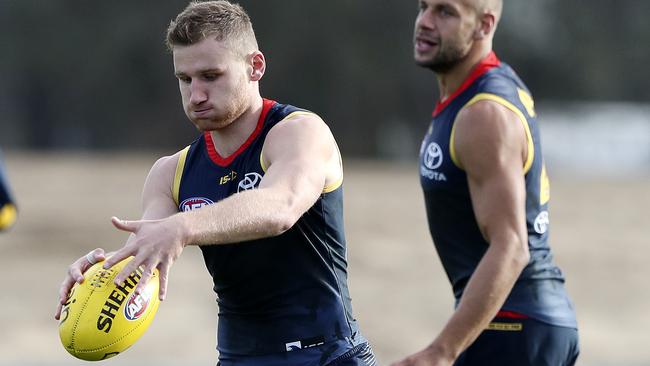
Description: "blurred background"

(0, 1), (648, 365)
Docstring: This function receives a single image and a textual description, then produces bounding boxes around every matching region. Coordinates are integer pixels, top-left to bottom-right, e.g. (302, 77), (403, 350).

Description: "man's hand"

(102, 215), (186, 301)
(391, 345), (454, 366)
(54, 248), (106, 320)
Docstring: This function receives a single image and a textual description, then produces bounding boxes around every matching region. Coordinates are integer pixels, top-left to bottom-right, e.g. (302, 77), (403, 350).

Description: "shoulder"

(266, 101), (324, 127)
(262, 100), (334, 151)
(261, 109), (339, 174)
(460, 62), (531, 127)
(151, 149), (185, 175)
(267, 110), (333, 145)
(279, 110), (327, 127)
(453, 98), (527, 170)
(141, 148), (193, 205)
(145, 148), (190, 189)
(458, 98), (521, 134)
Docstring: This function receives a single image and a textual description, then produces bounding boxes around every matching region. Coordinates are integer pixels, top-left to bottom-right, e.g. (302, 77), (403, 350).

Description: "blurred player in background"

(54, 1), (376, 365)
(0, 149), (17, 231)
(393, 0), (579, 365)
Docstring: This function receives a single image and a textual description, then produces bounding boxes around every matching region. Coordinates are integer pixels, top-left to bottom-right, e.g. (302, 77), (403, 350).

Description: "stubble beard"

(191, 83), (250, 131)
(416, 36), (472, 74)
(213, 90), (249, 129)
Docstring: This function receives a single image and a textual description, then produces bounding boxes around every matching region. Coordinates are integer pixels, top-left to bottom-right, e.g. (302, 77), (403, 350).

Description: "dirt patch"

(1, 152), (647, 365)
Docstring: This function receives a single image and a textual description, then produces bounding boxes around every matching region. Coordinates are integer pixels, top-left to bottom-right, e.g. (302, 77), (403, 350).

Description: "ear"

(473, 12), (496, 40)
(249, 51), (266, 81)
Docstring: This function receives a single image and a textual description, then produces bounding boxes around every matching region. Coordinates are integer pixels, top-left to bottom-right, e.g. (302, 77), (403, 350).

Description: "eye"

(177, 75), (191, 84)
(439, 6), (455, 17)
(202, 73), (219, 81)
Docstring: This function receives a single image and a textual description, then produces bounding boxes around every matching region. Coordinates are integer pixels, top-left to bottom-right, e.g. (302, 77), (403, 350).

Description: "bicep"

(468, 159), (526, 246)
(259, 115), (336, 212)
(454, 102), (528, 245)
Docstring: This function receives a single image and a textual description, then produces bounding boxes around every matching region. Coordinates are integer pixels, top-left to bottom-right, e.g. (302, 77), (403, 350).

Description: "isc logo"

(219, 171), (238, 185)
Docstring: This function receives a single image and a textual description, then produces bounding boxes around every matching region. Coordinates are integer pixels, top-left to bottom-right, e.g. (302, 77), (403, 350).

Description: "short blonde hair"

(165, 0), (258, 55)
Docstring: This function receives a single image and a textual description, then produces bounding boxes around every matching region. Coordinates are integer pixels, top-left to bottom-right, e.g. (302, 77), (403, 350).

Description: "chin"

(414, 57), (435, 69)
(196, 118), (235, 132)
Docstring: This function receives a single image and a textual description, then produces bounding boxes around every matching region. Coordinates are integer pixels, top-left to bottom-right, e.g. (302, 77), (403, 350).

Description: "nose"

(415, 8), (435, 31)
(189, 80), (208, 105)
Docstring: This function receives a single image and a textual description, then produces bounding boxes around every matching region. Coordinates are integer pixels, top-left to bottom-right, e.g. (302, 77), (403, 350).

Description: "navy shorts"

(217, 339), (377, 366)
(454, 315), (579, 366)
(327, 342), (377, 366)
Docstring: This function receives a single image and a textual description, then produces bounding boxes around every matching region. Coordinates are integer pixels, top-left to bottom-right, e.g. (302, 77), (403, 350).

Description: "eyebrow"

(436, 1), (458, 10)
(174, 68), (225, 77)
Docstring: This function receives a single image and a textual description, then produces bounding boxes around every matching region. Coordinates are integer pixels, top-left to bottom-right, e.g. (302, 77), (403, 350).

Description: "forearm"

(430, 243), (528, 359)
(175, 187), (303, 246)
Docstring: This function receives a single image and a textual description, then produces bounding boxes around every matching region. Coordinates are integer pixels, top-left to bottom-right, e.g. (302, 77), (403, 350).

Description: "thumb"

(111, 216), (140, 233)
(89, 248), (106, 263)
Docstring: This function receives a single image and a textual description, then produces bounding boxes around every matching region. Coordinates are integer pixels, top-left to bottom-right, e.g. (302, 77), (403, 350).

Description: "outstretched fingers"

(133, 263), (156, 296)
(111, 216), (142, 233)
(107, 216), (179, 301)
(111, 253), (144, 286)
(157, 261), (172, 301)
(103, 245), (134, 271)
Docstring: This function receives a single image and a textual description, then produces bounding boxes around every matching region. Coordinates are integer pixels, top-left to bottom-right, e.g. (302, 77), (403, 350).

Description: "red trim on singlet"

(432, 51), (501, 117)
(495, 310), (529, 319)
(204, 98), (276, 167)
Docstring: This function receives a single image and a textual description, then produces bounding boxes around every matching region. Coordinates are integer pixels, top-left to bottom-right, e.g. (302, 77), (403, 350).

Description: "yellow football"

(58, 257), (160, 361)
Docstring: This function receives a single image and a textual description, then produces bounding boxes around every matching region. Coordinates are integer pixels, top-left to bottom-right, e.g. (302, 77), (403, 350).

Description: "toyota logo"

(533, 211), (549, 234)
(237, 172), (263, 192)
(424, 142), (444, 170)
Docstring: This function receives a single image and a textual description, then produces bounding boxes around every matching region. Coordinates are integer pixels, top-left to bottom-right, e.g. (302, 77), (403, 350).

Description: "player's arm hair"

(177, 113), (338, 246)
(427, 100), (530, 360)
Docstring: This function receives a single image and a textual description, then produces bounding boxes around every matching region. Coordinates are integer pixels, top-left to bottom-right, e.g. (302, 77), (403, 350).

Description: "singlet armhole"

(323, 142), (343, 193)
(450, 93), (534, 174)
(172, 146), (191, 207)
(260, 111), (343, 193)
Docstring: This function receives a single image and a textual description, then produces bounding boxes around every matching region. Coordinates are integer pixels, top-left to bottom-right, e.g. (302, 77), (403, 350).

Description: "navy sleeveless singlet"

(419, 52), (577, 328)
(173, 99), (362, 356)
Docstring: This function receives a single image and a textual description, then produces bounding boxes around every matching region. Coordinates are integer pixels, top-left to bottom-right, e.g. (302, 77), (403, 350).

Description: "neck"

(208, 94), (264, 158)
(436, 43), (492, 102)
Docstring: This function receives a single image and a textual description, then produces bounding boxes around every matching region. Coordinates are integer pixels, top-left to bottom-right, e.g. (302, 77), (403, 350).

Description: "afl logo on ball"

(237, 172), (263, 192)
(179, 197), (214, 212)
(124, 288), (152, 321)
